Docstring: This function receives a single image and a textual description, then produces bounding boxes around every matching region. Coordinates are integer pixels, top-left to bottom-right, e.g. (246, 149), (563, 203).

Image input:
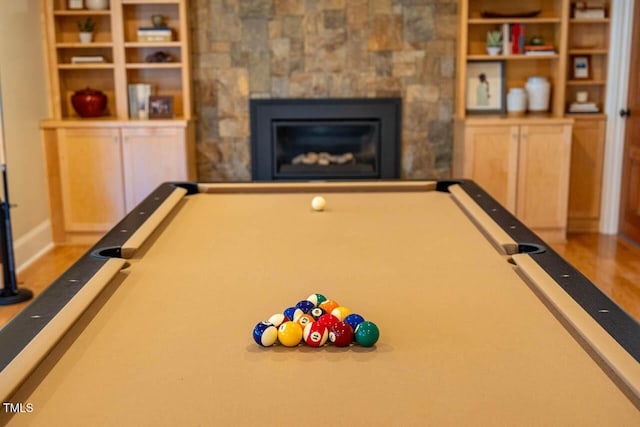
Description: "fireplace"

(250, 98), (401, 180)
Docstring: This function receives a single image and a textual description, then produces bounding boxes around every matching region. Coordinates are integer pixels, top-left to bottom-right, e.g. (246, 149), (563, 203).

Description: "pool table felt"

(4, 185), (640, 425)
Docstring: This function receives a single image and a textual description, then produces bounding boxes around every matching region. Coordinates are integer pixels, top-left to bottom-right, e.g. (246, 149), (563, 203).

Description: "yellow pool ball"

(277, 321), (302, 347)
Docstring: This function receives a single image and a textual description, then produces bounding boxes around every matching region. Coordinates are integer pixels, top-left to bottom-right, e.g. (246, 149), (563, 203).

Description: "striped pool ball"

(267, 313), (289, 328)
(307, 293), (327, 307)
(330, 306), (351, 321)
(296, 314), (314, 330)
(253, 322), (278, 347)
(303, 322), (328, 347)
(284, 306), (304, 322)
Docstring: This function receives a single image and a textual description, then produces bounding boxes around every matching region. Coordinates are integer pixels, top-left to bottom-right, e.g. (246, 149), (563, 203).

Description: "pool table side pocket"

(0, 258), (127, 403)
(513, 253), (640, 408)
(448, 184), (518, 255)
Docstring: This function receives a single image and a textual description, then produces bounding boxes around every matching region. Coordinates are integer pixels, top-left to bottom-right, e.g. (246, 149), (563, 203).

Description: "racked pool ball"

(278, 321), (303, 347)
(331, 306), (351, 321)
(309, 306), (325, 320)
(319, 299), (339, 314)
(253, 322), (278, 347)
(267, 313), (289, 328)
(295, 300), (315, 314)
(296, 314), (314, 330)
(344, 313), (365, 331)
(307, 293), (327, 307)
(354, 321), (379, 347)
(284, 306), (304, 322)
(316, 313), (340, 331)
(328, 321), (353, 347)
(303, 322), (328, 347)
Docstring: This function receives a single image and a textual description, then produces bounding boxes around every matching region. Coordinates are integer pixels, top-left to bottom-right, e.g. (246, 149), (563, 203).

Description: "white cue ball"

(311, 196), (326, 211)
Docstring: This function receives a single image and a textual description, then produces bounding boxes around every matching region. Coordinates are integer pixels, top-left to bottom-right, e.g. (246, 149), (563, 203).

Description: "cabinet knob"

(620, 108), (631, 118)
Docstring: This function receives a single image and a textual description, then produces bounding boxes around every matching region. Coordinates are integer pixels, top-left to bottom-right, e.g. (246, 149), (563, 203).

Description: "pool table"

(1, 180), (639, 425)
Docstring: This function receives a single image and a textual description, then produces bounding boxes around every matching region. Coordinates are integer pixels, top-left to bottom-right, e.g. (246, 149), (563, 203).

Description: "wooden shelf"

(570, 18), (610, 24)
(467, 54), (559, 60)
(125, 63), (182, 69)
(468, 18), (562, 24)
(568, 48), (608, 55)
(124, 42), (182, 48)
(56, 42), (114, 48)
(566, 80), (607, 86)
(58, 64), (115, 70)
(53, 10), (112, 16)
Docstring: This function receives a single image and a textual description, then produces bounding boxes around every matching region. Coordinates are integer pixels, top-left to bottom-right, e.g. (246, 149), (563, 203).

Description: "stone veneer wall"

(191, 0), (457, 181)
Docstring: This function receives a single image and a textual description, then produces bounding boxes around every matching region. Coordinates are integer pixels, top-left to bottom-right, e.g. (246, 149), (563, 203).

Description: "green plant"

(77, 17), (96, 33)
(486, 30), (502, 47)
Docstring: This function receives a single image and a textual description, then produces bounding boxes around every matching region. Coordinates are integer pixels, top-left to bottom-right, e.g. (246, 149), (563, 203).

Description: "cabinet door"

(58, 128), (126, 231)
(567, 118), (606, 231)
(463, 125), (519, 212)
(121, 127), (189, 210)
(517, 125), (572, 232)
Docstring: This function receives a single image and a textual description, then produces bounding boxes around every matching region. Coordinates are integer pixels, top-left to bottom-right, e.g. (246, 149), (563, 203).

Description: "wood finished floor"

(0, 233), (639, 329)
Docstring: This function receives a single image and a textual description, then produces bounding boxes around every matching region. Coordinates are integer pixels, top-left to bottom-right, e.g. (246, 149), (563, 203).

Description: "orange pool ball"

(296, 314), (314, 330)
(319, 299), (339, 314)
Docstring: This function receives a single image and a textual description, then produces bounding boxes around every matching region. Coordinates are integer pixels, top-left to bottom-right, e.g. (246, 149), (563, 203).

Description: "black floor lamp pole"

(0, 75), (33, 305)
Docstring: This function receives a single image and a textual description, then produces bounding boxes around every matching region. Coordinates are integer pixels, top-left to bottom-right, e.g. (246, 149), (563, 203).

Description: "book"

(137, 27), (172, 42)
(71, 56), (106, 63)
(524, 50), (557, 56)
(568, 102), (599, 113)
(511, 24), (520, 54)
(128, 84), (153, 119)
(518, 24), (526, 54)
(575, 9), (605, 18)
(502, 24), (511, 55)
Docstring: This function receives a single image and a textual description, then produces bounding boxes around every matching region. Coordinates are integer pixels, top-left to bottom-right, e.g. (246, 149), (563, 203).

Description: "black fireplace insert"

(250, 98), (401, 180)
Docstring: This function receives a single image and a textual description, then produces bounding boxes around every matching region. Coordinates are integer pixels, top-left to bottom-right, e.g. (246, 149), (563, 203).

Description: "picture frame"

(148, 96), (173, 119)
(572, 56), (590, 79)
(465, 60), (506, 114)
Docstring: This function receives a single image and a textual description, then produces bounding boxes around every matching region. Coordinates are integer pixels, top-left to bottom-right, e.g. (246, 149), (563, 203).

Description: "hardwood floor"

(0, 233), (638, 329)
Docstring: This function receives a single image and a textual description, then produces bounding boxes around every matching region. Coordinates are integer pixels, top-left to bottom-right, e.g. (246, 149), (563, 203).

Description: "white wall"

(0, 1), (52, 269)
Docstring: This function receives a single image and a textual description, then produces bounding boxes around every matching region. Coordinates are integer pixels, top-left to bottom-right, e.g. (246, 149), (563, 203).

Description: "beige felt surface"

(4, 186), (639, 426)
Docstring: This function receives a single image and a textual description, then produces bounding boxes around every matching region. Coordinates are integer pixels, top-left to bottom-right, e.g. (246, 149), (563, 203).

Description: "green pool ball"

(354, 321), (379, 347)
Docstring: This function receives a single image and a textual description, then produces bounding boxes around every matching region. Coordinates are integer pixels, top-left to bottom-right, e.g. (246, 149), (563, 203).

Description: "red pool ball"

(316, 313), (340, 331)
(303, 322), (328, 347)
(328, 321), (353, 347)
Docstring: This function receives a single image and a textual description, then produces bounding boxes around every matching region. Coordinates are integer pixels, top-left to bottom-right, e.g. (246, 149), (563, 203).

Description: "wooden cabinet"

(42, 121), (195, 244)
(40, 0), (195, 244)
(454, 119), (573, 241)
(567, 117), (606, 231)
(455, 0), (613, 236)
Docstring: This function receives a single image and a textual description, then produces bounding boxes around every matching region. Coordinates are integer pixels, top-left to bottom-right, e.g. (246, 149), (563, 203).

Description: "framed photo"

(466, 61), (506, 114)
(149, 96), (173, 119)
(572, 56), (590, 79)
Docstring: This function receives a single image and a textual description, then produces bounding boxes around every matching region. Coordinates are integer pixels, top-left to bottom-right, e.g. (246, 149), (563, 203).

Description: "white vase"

(507, 88), (527, 114)
(525, 77), (551, 112)
(85, 0), (109, 10)
(486, 46), (501, 56)
(79, 32), (93, 43)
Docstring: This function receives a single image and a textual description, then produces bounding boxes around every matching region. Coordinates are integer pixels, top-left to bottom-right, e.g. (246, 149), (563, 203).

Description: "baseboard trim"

(14, 220), (53, 273)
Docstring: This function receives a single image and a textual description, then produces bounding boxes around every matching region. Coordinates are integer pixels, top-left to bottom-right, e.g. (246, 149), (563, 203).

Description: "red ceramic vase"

(71, 88), (107, 118)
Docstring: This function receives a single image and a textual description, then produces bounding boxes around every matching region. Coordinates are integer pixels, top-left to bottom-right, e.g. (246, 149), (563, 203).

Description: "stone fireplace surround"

(191, 0), (457, 181)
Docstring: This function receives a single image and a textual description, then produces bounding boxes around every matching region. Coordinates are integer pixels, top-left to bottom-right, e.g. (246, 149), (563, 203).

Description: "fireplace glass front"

(273, 120), (379, 179)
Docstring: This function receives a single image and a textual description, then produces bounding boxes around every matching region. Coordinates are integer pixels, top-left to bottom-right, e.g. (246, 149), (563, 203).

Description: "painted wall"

(0, 1), (52, 268)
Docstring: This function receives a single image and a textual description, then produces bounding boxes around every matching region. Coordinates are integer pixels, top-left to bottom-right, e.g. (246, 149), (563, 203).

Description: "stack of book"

(137, 27), (172, 42)
(568, 102), (600, 113)
(128, 84), (153, 119)
(574, 1), (606, 19)
(524, 45), (556, 56)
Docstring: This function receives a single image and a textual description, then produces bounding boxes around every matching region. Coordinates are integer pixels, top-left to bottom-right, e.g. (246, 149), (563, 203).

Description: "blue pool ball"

(296, 300), (315, 313)
(344, 313), (365, 331)
(253, 322), (278, 347)
(284, 306), (304, 322)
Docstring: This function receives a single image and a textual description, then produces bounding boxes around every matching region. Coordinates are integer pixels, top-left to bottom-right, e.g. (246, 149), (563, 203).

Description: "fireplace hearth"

(250, 99), (401, 180)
